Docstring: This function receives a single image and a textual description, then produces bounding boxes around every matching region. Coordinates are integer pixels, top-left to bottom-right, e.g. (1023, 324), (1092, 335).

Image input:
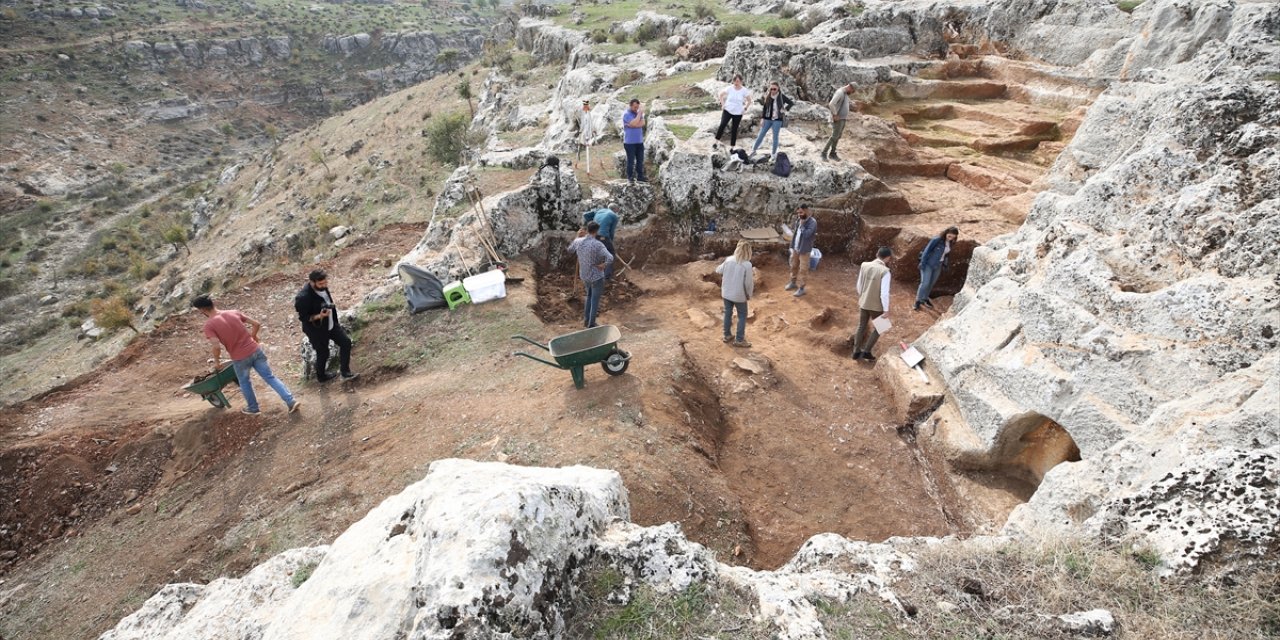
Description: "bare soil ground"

(0, 217), (999, 639)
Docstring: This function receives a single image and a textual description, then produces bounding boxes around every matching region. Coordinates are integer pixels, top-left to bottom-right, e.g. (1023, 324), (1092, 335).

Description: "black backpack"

(772, 152), (792, 177)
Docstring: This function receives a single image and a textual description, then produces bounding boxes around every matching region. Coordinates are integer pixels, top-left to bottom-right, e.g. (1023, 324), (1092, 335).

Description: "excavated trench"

(525, 55), (1098, 567)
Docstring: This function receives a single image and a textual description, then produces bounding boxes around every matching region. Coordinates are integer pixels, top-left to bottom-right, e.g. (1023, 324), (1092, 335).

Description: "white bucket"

(463, 269), (507, 304)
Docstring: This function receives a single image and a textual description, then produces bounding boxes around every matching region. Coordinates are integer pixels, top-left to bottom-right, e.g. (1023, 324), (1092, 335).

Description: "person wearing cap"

(852, 246), (894, 361)
(583, 205), (620, 278)
(784, 203), (817, 298)
(821, 83), (855, 161)
(579, 100), (595, 176)
(621, 98), (647, 183)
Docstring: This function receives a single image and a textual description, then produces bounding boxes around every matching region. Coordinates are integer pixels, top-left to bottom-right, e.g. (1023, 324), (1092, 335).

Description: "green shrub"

(716, 24), (753, 44)
(633, 22), (658, 44)
(611, 30), (626, 44)
(90, 296), (138, 333)
(291, 561), (319, 588)
(611, 69), (642, 88)
(424, 112), (476, 165)
(590, 29), (608, 43)
(692, 3), (714, 19)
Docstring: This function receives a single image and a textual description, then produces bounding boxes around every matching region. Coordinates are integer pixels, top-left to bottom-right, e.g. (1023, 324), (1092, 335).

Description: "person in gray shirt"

(568, 221), (615, 328)
(716, 240), (755, 347)
(821, 83), (855, 161)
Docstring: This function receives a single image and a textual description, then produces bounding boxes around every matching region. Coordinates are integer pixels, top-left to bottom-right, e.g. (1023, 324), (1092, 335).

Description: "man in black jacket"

(295, 270), (358, 382)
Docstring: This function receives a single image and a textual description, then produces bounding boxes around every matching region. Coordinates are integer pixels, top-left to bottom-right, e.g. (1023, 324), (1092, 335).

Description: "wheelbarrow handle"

(510, 335), (550, 351)
(513, 351), (564, 369)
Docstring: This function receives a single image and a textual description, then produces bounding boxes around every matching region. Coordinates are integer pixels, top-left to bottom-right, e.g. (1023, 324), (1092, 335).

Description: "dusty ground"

(0, 216), (1001, 639)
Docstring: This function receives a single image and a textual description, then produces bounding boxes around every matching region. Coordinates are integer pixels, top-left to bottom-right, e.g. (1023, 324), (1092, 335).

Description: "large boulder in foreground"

(102, 460), (629, 640)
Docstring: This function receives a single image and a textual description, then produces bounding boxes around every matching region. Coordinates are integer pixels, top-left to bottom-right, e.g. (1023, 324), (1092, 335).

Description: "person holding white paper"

(852, 246), (893, 361)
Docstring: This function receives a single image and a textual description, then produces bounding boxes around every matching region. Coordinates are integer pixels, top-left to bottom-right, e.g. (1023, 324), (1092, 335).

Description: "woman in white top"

(715, 240), (755, 347)
(715, 74), (752, 149)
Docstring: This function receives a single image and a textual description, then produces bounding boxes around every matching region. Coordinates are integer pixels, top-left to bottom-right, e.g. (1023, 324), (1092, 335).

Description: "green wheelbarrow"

(182, 362), (240, 408)
(512, 325), (631, 389)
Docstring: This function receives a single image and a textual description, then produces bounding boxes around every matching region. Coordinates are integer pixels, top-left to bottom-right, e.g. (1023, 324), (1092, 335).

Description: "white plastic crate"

(463, 269), (507, 304)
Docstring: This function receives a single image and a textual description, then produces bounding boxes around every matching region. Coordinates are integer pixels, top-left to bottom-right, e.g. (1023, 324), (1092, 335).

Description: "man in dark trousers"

(295, 270), (358, 382)
(852, 246), (893, 361)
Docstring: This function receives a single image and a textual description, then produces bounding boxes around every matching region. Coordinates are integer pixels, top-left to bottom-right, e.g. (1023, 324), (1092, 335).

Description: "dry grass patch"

(818, 538), (1280, 639)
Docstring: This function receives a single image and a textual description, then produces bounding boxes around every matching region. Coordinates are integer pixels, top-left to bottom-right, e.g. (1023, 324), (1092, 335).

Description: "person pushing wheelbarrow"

(191, 295), (301, 416)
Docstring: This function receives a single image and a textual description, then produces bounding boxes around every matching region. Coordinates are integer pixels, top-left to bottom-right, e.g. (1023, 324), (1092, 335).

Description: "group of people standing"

(710, 76), (858, 163)
(713, 207), (961, 360)
(191, 270), (360, 415)
(713, 74), (797, 159)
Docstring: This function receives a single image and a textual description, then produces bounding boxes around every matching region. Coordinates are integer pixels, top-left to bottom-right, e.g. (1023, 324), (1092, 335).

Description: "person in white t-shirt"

(715, 74), (753, 149)
(578, 100), (595, 175)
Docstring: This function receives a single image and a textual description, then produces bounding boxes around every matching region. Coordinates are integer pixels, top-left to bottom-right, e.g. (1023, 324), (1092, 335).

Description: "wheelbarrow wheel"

(206, 394), (227, 409)
(602, 350), (629, 376)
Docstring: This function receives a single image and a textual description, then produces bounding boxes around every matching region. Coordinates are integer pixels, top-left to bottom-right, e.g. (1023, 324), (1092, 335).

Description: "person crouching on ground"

(852, 246), (894, 361)
(716, 240), (755, 348)
(785, 203), (817, 298)
(916, 226), (959, 311)
(568, 221), (614, 328)
(294, 270), (359, 383)
(750, 81), (794, 158)
(192, 295), (300, 415)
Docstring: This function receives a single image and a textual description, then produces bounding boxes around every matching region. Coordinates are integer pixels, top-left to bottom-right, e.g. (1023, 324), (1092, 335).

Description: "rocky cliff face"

(911, 0), (1280, 566)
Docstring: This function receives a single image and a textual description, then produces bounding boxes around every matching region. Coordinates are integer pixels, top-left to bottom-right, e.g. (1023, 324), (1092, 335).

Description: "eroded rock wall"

(914, 0), (1280, 562)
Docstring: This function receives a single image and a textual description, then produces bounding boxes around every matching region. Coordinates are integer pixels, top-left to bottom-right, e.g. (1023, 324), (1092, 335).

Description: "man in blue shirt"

(583, 207), (620, 278)
(568, 221), (615, 328)
(621, 99), (647, 183)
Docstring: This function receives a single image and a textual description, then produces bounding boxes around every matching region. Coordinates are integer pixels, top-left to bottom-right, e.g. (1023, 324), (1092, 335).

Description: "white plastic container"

(463, 269), (507, 304)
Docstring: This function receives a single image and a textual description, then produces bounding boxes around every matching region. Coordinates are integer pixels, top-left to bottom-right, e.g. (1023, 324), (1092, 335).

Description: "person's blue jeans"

(600, 235), (616, 280)
(723, 298), (747, 342)
(623, 143), (646, 181)
(750, 119), (783, 156)
(231, 348), (295, 412)
(917, 264), (941, 304)
(583, 278), (605, 328)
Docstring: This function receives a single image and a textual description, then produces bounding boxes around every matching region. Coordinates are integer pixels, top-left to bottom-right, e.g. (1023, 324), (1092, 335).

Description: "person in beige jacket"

(852, 246), (893, 361)
(716, 241), (755, 348)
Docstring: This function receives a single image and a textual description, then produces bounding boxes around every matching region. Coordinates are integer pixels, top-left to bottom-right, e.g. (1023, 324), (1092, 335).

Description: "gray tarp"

(397, 263), (447, 313)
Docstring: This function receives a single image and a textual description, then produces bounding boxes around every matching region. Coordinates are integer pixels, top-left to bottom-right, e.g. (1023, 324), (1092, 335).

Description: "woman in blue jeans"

(716, 241), (755, 347)
(750, 81), (794, 158)
(916, 226), (959, 310)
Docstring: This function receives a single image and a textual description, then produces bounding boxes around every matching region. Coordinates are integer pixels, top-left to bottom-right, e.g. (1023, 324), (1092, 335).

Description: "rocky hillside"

(0, 0), (496, 403)
(86, 0), (1279, 638)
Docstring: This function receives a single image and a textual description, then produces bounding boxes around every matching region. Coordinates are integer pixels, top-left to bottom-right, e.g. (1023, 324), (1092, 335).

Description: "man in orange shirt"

(193, 295), (301, 415)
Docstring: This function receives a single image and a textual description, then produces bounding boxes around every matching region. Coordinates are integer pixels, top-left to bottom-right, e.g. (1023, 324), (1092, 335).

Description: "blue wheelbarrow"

(512, 325), (631, 389)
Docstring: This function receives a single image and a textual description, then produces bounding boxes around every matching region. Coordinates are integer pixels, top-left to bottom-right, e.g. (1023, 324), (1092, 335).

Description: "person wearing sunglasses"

(750, 81), (794, 158)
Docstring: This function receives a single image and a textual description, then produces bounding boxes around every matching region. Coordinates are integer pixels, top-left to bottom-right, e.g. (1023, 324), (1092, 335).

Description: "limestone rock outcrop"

(99, 460), (630, 640)
(98, 459), (961, 640)
(660, 147), (871, 230)
(912, 0), (1280, 571)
